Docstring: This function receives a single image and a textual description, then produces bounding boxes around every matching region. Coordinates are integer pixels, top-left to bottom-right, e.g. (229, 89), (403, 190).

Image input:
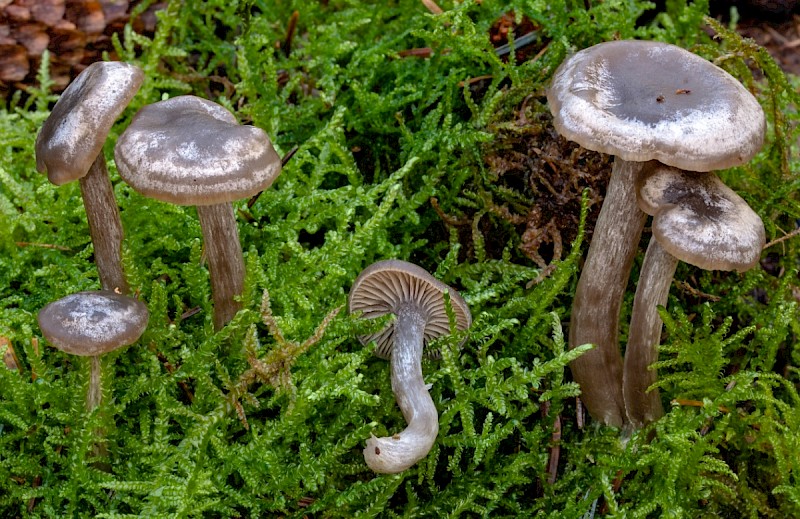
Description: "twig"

(420, 0), (443, 14)
(247, 145), (299, 208)
(674, 280), (721, 302)
(493, 30), (540, 57)
(30, 337), (39, 381)
(152, 347), (195, 403)
(283, 10), (300, 56)
(763, 226), (800, 250)
(671, 398), (730, 414)
(15, 242), (72, 251)
(542, 402), (562, 485)
(179, 306), (202, 321)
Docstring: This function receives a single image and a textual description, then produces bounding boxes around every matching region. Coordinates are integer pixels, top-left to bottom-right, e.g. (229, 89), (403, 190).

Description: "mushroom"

(37, 290), (149, 411)
(114, 95), (281, 330)
(623, 163), (765, 427)
(547, 40), (765, 426)
(348, 260), (472, 474)
(35, 61), (144, 294)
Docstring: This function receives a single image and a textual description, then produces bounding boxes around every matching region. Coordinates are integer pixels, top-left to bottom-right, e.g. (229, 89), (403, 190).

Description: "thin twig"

(493, 30), (540, 57)
(15, 242), (72, 251)
(247, 145), (299, 208)
(283, 10), (300, 56)
(763, 226), (800, 250)
(420, 0), (443, 14)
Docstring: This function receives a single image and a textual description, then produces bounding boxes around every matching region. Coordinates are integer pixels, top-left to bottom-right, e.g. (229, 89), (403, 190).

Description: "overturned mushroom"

(623, 163), (765, 427)
(114, 95), (281, 330)
(35, 61), (144, 294)
(547, 40), (765, 426)
(349, 260), (471, 474)
(38, 290), (149, 411)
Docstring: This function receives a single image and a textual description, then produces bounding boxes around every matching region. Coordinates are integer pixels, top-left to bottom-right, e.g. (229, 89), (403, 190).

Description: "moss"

(1, 0), (798, 516)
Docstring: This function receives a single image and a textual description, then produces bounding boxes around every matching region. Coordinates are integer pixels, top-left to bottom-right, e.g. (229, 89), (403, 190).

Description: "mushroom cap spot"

(547, 40), (765, 172)
(636, 163), (765, 271)
(37, 290), (149, 356)
(348, 259), (472, 359)
(35, 61), (144, 185)
(114, 95), (282, 206)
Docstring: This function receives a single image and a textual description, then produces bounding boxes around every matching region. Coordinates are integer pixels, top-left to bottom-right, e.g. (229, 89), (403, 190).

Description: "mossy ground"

(1, 0), (799, 517)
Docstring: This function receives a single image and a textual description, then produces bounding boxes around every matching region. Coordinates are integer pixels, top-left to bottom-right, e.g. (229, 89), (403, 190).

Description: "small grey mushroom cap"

(547, 40), (765, 172)
(114, 95), (281, 206)
(636, 163), (765, 271)
(348, 259), (472, 359)
(35, 61), (144, 186)
(38, 290), (149, 356)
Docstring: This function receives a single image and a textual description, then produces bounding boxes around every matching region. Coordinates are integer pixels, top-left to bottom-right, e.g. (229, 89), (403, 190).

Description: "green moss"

(1, 0), (799, 516)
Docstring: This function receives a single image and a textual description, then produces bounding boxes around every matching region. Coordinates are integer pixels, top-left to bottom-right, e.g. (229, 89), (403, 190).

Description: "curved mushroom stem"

(569, 158), (648, 427)
(364, 303), (439, 474)
(196, 203), (246, 330)
(623, 237), (675, 428)
(79, 156), (129, 295)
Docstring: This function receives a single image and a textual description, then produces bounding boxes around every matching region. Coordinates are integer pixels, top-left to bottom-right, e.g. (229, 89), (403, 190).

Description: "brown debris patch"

(432, 94), (611, 268)
(736, 13), (800, 76)
(0, 0), (161, 99)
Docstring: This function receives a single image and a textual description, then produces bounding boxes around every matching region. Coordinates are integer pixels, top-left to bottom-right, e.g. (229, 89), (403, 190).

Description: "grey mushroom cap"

(348, 259), (472, 359)
(38, 290), (149, 356)
(636, 163), (766, 271)
(547, 40), (765, 172)
(114, 95), (281, 206)
(35, 61), (144, 186)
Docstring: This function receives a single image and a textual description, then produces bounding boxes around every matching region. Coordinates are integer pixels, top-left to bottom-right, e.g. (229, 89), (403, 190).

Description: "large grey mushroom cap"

(636, 163), (765, 272)
(114, 95), (281, 206)
(547, 40), (765, 172)
(348, 259), (472, 359)
(38, 290), (149, 356)
(35, 61), (144, 185)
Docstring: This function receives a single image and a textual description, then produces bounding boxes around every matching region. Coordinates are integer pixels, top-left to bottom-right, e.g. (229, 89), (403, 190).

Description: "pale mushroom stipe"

(547, 40), (765, 427)
(349, 260), (471, 474)
(623, 164), (765, 427)
(114, 95), (281, 330)
(35, 61), (145, 295)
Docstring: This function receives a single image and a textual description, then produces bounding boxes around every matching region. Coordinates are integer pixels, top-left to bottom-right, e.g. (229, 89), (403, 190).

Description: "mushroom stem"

(196, 203), (246, 330)
(569, 158), (648, 427)
(623, 237), (674, 428)
(364, 303), (439, 474)
(86, 354), (111, 463)
(86, 354), (103, 412)
(79, 156), (129, 295)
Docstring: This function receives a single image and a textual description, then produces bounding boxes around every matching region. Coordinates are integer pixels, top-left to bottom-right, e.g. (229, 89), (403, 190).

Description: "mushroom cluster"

(547, 40), (765, 428)
(349, 260), (471, 474)
(624, 163), (764, 426)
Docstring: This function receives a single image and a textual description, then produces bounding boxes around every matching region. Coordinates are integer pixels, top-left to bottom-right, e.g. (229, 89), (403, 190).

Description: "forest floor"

(738, 13), (800, 75)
